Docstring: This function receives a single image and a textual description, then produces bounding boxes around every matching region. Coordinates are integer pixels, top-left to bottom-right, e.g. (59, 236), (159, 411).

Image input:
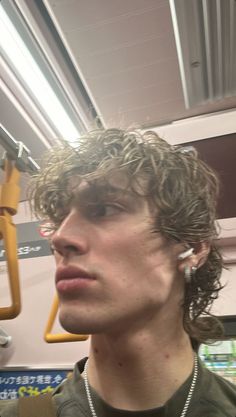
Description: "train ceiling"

(0, 0), (236, 216)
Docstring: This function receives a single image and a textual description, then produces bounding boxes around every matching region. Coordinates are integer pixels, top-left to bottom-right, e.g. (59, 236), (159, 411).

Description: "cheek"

(108, 232), (148, 268)
(129, 239), (181, 300)
(95, 223), (177, 280)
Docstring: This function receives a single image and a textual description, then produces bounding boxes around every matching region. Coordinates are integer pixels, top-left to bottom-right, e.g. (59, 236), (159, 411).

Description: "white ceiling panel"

(45, 0), (166, 32)
(65, 4), (171, 55)
(43, 0), (236, 128)
(79, 35), (177, 78)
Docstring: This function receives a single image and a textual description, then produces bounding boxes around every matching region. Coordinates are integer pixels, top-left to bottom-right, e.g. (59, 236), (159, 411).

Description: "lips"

(55, 266), (96, 294)
(56, 266), (95, 284)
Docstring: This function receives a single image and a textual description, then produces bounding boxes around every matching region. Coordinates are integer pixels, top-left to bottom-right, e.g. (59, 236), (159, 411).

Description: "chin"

(59, 313), (87, 334)
(59, 310), (103, 335)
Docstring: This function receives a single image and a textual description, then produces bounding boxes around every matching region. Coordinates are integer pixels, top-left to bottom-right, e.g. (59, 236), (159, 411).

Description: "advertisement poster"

(0, 369), (72, 400)
(0, 221), (51, 262)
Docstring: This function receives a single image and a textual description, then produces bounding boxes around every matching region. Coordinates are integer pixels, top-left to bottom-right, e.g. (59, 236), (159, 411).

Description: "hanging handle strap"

(18, 393), (56, 417)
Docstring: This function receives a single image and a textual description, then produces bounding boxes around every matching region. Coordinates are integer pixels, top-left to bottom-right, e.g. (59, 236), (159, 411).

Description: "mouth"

(55, 266), (95, 293)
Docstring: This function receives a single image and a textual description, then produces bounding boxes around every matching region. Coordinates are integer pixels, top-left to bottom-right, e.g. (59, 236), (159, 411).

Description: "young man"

(2, 129), (236, 416)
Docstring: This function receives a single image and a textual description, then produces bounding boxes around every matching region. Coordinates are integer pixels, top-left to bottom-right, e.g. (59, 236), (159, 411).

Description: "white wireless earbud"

(178, 247), (194, 260)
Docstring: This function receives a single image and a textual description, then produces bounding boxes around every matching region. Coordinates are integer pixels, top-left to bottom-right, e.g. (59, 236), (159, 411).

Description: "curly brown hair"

(30, 128), (224, 346)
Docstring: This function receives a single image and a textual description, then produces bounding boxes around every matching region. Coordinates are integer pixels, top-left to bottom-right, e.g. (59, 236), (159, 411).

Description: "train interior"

(0, 0), (236, 399)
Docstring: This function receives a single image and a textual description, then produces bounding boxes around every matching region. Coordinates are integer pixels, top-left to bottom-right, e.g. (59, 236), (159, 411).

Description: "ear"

(177, 241), (210, 273)
(192, 241), (211, 268)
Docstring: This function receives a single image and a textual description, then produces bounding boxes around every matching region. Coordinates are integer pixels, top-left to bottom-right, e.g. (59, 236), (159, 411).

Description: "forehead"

(68, 171), (148, 201)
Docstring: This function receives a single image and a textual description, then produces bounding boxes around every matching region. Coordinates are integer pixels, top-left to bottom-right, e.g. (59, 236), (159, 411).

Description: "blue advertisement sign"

(0, 369), (72, 400)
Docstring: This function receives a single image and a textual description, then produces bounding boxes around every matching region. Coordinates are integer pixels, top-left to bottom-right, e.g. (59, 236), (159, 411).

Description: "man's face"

(51, 175), (184, 336)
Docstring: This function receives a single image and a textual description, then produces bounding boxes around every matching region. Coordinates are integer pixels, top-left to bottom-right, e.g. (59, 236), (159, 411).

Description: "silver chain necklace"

(83, 355), (198, 417)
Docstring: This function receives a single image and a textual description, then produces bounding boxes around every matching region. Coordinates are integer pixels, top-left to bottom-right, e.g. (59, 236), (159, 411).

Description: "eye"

(89, 203), (122, 218)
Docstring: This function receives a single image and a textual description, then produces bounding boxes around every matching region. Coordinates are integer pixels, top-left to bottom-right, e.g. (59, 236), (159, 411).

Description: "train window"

(200, 316), (236, 384)
(200, 340), (236, 384)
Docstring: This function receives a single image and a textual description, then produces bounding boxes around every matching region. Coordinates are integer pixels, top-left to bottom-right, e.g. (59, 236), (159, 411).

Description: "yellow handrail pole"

(0, 159), (21, 319)
(0, 215), (21, 319)
(44, 293), (88, 343)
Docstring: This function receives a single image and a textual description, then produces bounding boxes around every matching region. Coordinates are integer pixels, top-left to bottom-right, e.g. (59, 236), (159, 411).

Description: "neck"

(86, 322), (195, 411)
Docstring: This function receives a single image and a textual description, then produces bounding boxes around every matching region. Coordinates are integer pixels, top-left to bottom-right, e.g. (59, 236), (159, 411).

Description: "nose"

(51, 209), (88, 258)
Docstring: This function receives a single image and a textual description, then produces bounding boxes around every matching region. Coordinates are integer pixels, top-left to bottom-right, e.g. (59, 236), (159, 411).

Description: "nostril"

(65, 244), (79, 253)
(50, 243), (79, 257)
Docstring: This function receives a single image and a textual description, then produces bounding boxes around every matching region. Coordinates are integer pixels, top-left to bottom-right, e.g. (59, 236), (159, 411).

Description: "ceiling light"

(0, 3), (80, 143)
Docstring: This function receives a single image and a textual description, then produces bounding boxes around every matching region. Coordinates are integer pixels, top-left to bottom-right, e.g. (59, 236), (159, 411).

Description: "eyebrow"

(71, 183), (134, 203)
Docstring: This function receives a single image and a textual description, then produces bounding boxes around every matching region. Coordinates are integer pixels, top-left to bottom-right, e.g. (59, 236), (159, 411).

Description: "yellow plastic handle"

(0, 159), (21, 319)
(0, 213), (21, 319)
(0, 159), (20, 214)
(44, 294), (89, 343)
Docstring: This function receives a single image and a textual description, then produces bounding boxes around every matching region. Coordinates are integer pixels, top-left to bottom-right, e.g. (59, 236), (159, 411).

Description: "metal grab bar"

(0, 327), (12, 347)
(44, 294), (89, 343)
(0, 126), (39, 320)
(0, 159), (21, 319)
(0, 126), (88, 340)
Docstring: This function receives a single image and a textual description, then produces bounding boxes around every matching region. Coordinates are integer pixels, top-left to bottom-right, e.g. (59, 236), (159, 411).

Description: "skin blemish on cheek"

(165, 353), (170, 360)
(94, 348), (99, 354)
(118, 362), (123, 367)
